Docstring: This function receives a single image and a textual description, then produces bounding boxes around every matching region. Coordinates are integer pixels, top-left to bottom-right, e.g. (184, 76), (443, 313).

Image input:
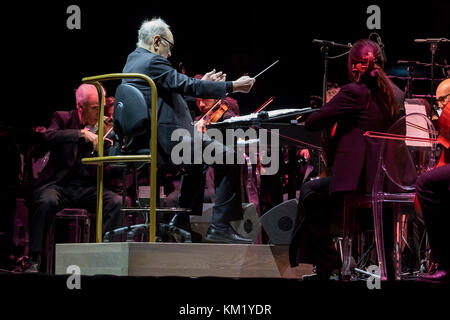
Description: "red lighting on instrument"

(253, 96), (275, 113)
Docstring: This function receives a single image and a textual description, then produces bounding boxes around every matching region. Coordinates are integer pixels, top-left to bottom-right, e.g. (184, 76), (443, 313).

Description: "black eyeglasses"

(160, 35), (174, 50)
(436, 93), (450, 104)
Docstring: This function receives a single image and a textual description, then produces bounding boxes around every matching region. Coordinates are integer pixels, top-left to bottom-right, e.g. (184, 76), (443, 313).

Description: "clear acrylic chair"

(369, 112), (438, 280)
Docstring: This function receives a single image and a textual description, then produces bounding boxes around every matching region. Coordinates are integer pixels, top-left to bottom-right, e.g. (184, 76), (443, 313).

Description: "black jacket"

(121, 47), (233, 159)
(35, 110), (95, 192)
(305, 81), (405, 193)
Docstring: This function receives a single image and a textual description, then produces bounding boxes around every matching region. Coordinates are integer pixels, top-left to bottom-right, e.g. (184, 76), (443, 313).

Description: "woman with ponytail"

(289, 39), (405, 280)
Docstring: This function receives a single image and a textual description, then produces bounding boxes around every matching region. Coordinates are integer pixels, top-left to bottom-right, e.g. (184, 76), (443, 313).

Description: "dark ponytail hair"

(348, 39), (399, 118)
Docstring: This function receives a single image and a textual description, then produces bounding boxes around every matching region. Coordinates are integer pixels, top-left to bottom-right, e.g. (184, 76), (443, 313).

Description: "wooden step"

(55, 242), (311, 278)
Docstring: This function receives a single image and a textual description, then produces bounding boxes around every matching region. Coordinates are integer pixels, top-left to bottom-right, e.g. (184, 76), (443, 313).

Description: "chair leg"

(357, 232), (364, 265)
(83, 215), (91, 243)
(393, 204), (403, 280)
(341, 238), (353, 279)
(372, 194), (388, 280)
(44, 217), (56, 274)
(341, 196), (355, 280)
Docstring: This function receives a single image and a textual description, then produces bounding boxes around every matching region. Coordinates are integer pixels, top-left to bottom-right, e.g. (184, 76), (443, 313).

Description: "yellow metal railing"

(81, 73), (158, 243)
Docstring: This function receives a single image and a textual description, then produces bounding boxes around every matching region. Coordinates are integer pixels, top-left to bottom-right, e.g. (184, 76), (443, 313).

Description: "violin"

(101, 116), (114, 151)
(205, 100), (229, 124)
(196, 99), (229, 133)
(86, 116), (114, 153)
(103, 116), (113, 135)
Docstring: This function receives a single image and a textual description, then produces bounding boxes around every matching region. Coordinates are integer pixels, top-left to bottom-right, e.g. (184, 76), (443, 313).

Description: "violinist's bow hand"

(194, 118), (207, 133)
(80, 129), (99, 151)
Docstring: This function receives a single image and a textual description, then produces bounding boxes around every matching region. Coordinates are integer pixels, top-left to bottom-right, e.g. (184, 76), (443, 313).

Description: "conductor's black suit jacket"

(122, 47), (233, 161)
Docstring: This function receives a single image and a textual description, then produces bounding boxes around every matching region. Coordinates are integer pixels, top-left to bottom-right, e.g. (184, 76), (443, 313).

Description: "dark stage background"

(2, 1), (449, 129)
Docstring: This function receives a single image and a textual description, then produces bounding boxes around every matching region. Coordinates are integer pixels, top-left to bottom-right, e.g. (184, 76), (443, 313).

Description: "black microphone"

(375, 34), (387, 64)
(312, 39), (352, 49)
(414, 38), (450, 43)
(397, 60), (422, 65)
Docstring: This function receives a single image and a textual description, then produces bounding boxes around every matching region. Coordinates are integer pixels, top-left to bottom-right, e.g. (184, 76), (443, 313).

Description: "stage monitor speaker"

(190, 203), (261, 243)
(260, 199), (298, 245)
(230, 203), (261, 244)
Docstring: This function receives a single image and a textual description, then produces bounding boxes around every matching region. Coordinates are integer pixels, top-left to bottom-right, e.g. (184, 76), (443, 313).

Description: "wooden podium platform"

(55, 242), (311, 278)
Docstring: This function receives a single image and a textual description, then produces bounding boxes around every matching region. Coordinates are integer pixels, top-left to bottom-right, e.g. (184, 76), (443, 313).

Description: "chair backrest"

(114, 83), (149, 138)
(380, 112), (437, 192)
(112, 83), (150, 154)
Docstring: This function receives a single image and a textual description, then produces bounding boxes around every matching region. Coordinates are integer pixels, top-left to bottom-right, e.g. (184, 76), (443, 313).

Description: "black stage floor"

(1, 272), (448, 317)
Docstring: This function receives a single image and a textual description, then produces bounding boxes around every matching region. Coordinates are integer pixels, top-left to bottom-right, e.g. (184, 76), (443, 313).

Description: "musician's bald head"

(436, 78), (450, 108)
(75, 84), (104, 127)
(137, 17), (173, 59)
(75, 84), (100, 108)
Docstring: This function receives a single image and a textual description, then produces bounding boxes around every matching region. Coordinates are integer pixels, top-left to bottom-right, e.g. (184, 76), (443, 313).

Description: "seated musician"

(192, 74), (240, 203)
(121, 17), (255, 244)
(25, 84), (123, 272)
(416, 78), (450, 283)
(193, 74), (240, 120)
(289, 39), (405, 280)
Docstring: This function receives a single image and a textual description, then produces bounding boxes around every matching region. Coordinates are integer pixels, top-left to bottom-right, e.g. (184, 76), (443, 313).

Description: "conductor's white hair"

(137, 18), (170, 48)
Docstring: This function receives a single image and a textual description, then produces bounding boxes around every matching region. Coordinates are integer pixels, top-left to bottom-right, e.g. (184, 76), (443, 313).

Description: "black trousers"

(416, 163), (450, 268)
(30, 181), (123, 254)
(178, 164), (242, 224)
(289, 176), (395, 276)
(289, 177), (341, 273)
(169, 130), (243, 225)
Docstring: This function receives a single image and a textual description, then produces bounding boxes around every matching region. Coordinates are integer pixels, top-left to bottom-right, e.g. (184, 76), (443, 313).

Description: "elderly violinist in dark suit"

(121, 17), (256, 243)
(416, 78), (450, 283)
(289, 39), (405, 280)
(25, 84), (123, 272)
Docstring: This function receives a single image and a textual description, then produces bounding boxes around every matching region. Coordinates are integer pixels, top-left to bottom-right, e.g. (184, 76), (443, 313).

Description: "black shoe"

(418, 268), (450, 283)
(23, 253), (41, 273)
(302, 269), (341, 281)
(168, 213), (191, 231)
(23, 261), (40, 273)
(205, 224), (253, 244)
(302, 265), (340, 281)
(301, 272), (332, 281)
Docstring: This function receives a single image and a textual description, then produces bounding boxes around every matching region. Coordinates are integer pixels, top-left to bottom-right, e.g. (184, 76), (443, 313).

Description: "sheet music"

(219, 108), (312, 124)
(404, 102), (432, 147)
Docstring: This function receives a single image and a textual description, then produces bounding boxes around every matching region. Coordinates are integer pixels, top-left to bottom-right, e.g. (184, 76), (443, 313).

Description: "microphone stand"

(312, 39), (351, 175)
(430, 41), (438, 104)
(321, 45), (329, 106)
(315, 43), (330, 177)
(313, 39), (351, 106)
(406, 64), (414, 99)
(414, 38), (450, 104)
(397, 60), (417, 99)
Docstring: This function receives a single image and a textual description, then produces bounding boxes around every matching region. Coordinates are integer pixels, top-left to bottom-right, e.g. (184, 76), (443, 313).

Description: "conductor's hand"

(232, 76), (255, 93)
(80, 129), (99, 151)
(202, 69), (226, 82)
